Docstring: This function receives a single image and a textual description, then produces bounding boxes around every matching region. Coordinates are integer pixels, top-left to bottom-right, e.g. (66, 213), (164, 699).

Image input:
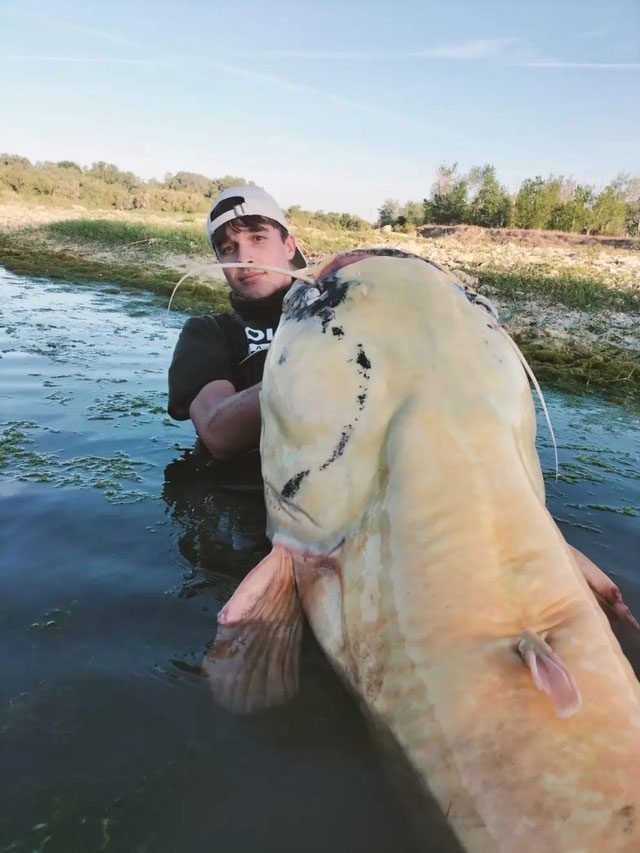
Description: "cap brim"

(292, 246), (307, 270)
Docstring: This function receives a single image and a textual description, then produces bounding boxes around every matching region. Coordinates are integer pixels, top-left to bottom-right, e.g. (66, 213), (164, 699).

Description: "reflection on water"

(0, 267), (638, 851)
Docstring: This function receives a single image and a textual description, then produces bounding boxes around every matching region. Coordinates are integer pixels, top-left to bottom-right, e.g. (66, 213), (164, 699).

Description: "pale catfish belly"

(328, 435), (640, 852)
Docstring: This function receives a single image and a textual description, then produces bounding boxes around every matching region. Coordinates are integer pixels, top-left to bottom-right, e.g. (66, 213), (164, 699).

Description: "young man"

(167, 186), (307, 461)
(167, 188), (636, 631)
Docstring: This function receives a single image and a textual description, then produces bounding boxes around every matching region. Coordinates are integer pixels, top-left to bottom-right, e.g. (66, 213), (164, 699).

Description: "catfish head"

(202, 249), (541, 712)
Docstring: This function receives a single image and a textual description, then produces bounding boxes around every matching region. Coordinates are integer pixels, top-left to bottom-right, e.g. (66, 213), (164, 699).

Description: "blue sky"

(1, 0), (638, 219)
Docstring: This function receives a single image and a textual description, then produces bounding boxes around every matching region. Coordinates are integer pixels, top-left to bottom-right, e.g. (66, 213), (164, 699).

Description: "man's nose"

(237, 242), (255, 263)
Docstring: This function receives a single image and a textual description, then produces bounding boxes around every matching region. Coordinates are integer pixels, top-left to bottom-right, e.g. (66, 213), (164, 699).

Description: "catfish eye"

(283, 281), (323, 316)
(300, 285), (323, 306)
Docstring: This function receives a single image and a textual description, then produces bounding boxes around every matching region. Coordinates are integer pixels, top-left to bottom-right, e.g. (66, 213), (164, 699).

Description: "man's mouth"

(239, 270), (265, 284)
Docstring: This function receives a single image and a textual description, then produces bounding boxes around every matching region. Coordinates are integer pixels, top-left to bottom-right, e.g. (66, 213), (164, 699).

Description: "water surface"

(1, 267), (638, 852)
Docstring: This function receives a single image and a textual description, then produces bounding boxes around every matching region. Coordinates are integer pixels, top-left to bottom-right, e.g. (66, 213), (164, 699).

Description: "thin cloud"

(517, 60), (640, 69)
(0, 6), (138, 50)
(577, 26), (609, 39)
(54, 20), (139, 50)
(422, 37), (519, 59)
(3, 55), (160, 65)
(202, 59), (422, 126)
(256, 37), (519, 60)
(0, 53), (426, 128)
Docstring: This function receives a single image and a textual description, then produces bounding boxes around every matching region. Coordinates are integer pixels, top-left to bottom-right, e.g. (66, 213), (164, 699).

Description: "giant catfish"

(205, 249), (640, 853)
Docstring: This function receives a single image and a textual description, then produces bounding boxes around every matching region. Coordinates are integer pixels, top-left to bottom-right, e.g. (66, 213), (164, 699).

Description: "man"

(167, 186), (306, 461)
(167, 187), (633, 625)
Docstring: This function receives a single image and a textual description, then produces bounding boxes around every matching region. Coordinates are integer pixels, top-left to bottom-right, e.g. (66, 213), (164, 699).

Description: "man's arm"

(189, 379), (262, 461)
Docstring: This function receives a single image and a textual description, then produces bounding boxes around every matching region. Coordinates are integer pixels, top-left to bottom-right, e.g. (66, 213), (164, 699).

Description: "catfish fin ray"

(517, 629), (582, 719)
(203, 546), (303, 713)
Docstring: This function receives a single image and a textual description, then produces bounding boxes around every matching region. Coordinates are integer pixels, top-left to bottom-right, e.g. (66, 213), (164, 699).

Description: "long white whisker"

(165, 262), (316, 318)
(498, 327), (559, 479)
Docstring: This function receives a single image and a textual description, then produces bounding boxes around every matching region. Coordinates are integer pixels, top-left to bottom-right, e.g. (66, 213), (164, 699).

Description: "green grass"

(43, 219), (210, 255)
(473, 267), (640, 314)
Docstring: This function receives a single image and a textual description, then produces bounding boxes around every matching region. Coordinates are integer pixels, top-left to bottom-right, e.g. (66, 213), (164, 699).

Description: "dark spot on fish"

(614, 804), (635, 835)
(283, 276), (350, 333)
(278, 347), (289, 365)
(282, 469), (309, 499)
(331, 326), (344, 337)
(320, 425), (353, 471)
(357, 392), (367, 410)
(356, 346), (371, 372)
(283, 248), (433, 333)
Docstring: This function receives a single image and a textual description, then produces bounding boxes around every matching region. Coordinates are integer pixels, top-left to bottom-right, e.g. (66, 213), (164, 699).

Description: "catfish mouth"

(264, 481), (345, 557)
(264, 480), (320, 528)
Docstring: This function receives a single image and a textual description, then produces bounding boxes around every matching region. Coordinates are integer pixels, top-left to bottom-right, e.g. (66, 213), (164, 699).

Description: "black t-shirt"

(167, 288), (287, 421)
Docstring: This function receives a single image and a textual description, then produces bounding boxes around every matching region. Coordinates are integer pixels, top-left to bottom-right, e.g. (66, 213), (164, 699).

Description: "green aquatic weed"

(0, 422), (153, 504)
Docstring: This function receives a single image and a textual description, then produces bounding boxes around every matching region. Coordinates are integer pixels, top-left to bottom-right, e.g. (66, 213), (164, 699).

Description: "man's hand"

(189, 380), (262, 461)
(570, 545), (639, 631)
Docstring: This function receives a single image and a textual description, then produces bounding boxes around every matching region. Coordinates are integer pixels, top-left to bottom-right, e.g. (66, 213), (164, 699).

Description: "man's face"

(216, 223), (296, 300)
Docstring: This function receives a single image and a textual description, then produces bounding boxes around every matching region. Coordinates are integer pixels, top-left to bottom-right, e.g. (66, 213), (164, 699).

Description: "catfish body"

(207, 251), (640, 852)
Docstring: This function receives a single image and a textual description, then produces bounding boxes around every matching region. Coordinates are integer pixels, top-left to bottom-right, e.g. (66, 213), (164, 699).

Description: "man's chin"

(234, 279), (291, 301)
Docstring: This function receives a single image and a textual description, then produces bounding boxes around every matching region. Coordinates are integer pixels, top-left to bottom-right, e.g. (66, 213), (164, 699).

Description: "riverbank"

(1, 200), (639, 403)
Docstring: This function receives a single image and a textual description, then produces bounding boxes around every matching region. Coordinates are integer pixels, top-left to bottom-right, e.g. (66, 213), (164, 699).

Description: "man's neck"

(229, 285), (291, 323)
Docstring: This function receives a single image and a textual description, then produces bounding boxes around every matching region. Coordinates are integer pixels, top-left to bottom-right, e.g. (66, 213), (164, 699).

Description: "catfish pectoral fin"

(202, 546), (303, 714)
(571, 547), (640, 633)
(517, 629), (582, 719)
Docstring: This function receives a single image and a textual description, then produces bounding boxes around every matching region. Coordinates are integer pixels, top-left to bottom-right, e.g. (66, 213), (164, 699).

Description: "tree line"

(1, 154), (638, 237)
(378, 164), (640, 237)
(0, 155), (251, 215)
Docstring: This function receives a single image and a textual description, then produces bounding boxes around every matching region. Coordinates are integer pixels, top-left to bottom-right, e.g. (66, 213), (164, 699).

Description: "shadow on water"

(162, 446), (269, 587)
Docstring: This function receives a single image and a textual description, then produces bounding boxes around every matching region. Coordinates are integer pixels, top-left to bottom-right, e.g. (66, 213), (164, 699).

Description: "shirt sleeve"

(167, 316), (235, 420)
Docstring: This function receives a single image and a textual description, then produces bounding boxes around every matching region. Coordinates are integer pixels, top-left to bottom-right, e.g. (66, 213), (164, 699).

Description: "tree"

(590, 186), (628, 235)
(425, 163), (468, 224)
(0, 153), (32, 193)
(378, 198), (400, 227)
(611, 172), (640, 236)
(1, 153), (31, 168)
(550, 184), (594, 233)
(512, 176), (563, 229)
(165, 171), (215, 195)
(87, 162), (140, 191)
(467, 165), (512, 227)
(399, 200), (424, 226)
(56, 160), (82, 172)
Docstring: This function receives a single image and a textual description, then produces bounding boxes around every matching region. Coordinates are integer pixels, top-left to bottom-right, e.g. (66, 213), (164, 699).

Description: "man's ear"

(284, 234), (296, 262)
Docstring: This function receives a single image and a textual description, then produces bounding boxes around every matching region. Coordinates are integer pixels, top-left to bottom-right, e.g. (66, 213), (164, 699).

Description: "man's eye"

(252, 235), (265, 242)
(219, 245), (233, 256)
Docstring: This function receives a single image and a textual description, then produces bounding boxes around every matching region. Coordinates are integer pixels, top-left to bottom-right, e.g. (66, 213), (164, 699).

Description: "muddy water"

(1, 267), (638, 852)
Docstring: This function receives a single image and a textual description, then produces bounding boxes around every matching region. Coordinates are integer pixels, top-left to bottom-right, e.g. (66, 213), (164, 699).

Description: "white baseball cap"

(206, 185), (306, 269)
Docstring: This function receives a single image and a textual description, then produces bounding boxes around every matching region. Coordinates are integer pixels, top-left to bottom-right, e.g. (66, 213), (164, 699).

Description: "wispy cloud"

(577, 26), (609, 40)
(200, 59), (423, 126)
(7, 51), (638, 75)
(422, 37), (518, 59)
(0, 6), (138, 50)
(3, 55), (160, 65)
(0, 53), (425, 128)
(255, 37), (519, 60)
(52, 19), (139, 50)
(517, 60), (640, 69)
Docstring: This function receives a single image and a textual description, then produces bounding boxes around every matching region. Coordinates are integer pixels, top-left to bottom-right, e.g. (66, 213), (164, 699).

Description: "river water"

(1, 267), (638, 852)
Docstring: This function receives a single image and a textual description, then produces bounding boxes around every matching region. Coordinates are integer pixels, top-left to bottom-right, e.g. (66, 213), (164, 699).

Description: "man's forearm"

(191, 382), (262, 460)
